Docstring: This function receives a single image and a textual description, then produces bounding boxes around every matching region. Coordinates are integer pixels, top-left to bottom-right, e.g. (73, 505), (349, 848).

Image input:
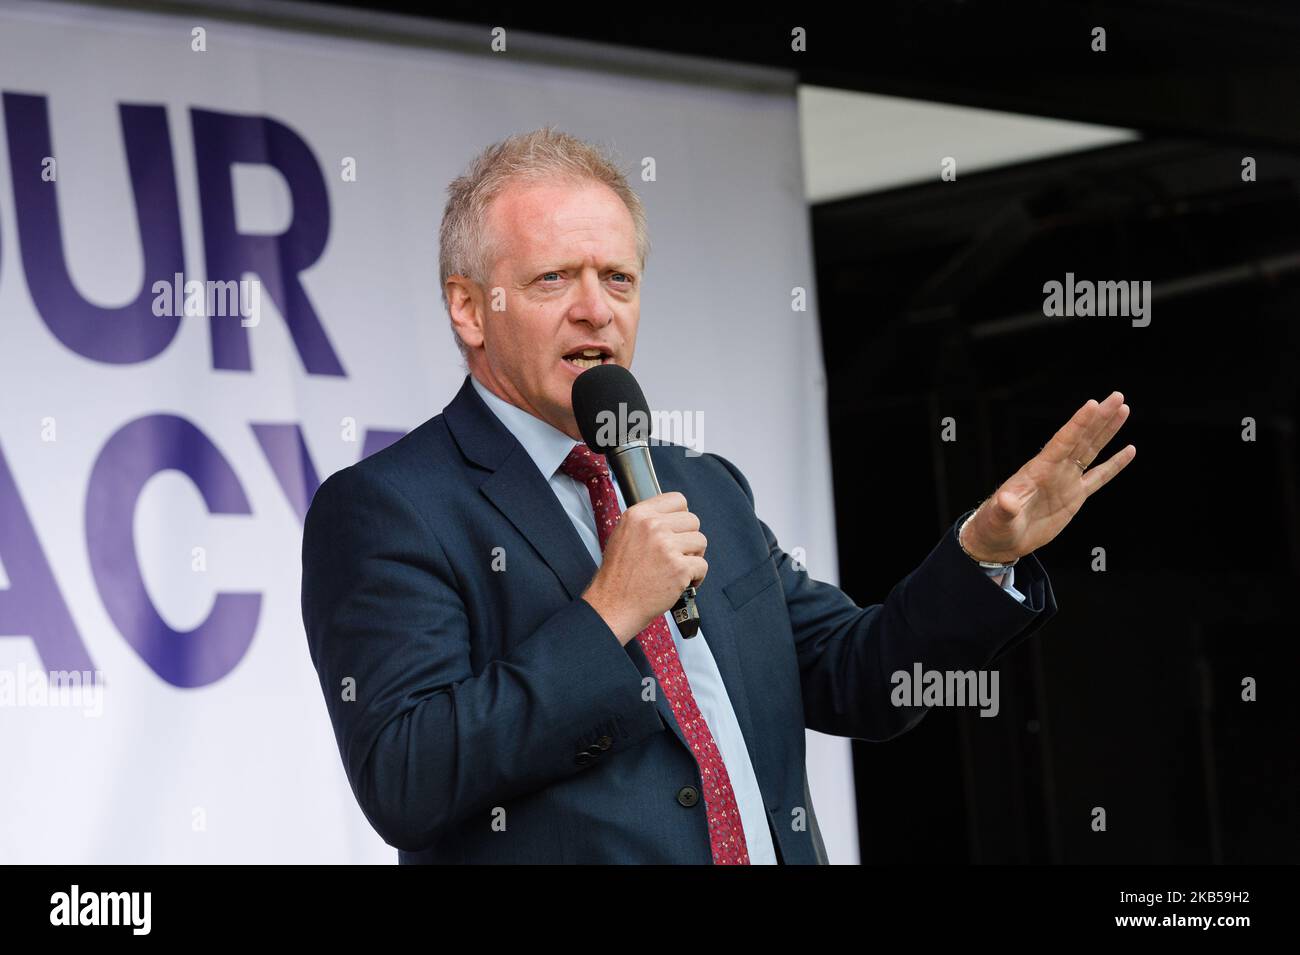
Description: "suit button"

(575, 752), (594, 766)
(677, 786), (700, 807)
(595, 735), (613, 750)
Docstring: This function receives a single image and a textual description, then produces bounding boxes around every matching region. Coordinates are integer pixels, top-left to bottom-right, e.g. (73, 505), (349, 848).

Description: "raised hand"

(959, 391), (1136, 563)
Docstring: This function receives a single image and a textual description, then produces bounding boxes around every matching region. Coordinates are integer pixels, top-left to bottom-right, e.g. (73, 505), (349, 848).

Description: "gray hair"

(438, 126), (650, 362)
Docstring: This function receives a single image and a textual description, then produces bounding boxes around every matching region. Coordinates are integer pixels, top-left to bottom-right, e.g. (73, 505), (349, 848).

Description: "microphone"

(571, 363), (701, 638)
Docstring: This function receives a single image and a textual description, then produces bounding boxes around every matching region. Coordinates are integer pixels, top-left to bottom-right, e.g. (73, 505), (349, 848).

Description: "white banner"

(0, 0), (850, 863)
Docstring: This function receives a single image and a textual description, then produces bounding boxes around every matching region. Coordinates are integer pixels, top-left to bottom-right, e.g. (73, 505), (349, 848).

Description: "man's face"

(454, 178), (641, 439)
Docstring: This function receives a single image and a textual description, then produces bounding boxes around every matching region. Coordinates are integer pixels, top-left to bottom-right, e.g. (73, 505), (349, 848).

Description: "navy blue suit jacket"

(300, 374), (1057, 863)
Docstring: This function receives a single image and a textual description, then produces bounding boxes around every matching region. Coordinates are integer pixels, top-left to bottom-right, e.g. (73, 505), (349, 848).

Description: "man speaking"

(300, 127), (1136, 864)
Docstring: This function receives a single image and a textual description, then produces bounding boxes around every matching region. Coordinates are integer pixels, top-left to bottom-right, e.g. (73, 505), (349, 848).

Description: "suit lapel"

(480, 456), (601, 603)
(443, 376), (594, 602)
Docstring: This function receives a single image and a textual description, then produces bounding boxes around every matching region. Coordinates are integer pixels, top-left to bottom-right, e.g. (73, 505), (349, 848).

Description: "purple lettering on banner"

(252, 424), (407, 522)
(250, 423), (319, 523)
(3, 93), (184, 363)
(0, 443), (96, 677)
(86, 415), (260, 688)
(191, 109), (344, 377)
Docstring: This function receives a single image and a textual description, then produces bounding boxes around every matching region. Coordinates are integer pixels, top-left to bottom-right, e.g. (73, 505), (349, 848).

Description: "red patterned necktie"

(560, 441), (750, 865)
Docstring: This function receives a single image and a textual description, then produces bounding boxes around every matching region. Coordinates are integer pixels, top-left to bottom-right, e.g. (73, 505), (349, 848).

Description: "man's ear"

(446, 275), (485, 351)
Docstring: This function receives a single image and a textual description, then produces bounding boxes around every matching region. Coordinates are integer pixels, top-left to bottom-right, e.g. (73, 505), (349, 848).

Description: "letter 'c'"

(86, 415), (260, 687)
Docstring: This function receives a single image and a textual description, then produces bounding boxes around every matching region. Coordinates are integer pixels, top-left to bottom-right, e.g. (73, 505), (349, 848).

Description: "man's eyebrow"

(524, 261), (639, 276)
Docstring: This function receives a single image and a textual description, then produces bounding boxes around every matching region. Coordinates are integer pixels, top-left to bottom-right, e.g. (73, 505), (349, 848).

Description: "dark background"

(302, 0), (1300, 863)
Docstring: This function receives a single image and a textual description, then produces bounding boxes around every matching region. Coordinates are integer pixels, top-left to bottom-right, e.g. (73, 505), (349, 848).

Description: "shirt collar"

(470, 374), (579, 481)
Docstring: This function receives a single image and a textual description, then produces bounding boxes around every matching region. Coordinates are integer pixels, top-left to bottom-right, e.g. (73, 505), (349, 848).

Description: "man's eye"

(611, 273), (632, 284)
(540, 272), (561, 282)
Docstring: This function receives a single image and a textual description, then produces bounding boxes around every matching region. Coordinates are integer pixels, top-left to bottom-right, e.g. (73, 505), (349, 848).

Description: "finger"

(1080, 401), (1131, 467)
(1040, 398), (1101, 465)
(661, 510), (701, 533)
(686, 555), (708, 588)
(990, 485), (1029, 519)
(1070, 392), (1127, 466)
(675, 530), (708, 556)
(1082, 444), (1136, 496)
(646, 491), (688, 512)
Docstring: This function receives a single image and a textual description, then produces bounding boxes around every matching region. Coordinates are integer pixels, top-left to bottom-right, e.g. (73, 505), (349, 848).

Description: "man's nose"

(568, 272), (613, 326)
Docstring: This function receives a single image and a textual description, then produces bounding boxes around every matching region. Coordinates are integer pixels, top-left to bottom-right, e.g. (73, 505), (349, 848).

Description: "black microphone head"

(571, 363), (652, 453)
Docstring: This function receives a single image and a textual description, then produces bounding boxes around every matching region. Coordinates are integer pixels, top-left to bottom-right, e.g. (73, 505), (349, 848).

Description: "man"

(301, 127), (1136, 864)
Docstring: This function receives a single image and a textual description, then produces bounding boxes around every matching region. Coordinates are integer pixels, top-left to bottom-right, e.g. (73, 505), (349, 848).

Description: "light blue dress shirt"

(469, 375), (1026, 863)
(989, 563), (1025, 601)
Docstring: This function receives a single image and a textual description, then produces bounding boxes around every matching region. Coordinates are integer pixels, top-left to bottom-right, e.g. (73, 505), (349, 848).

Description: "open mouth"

(561, 348), (614, 370)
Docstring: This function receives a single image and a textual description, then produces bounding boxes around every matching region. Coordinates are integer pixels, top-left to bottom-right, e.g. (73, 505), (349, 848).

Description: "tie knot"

(559, 442), (610, 486)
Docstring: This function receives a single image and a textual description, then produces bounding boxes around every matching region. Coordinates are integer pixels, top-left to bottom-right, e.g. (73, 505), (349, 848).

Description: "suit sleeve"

(301, 464), (664, 852)
(707, 453), (1057, 743)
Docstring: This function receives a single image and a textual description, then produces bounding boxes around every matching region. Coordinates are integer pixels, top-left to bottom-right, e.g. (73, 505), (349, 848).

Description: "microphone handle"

(606, 442), (702, 638)
(670, 587), (702, 639)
